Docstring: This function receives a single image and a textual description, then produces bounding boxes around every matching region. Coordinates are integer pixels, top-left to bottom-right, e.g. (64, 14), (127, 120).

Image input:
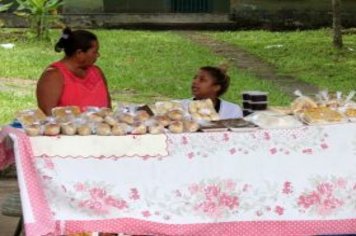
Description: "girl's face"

(191, 69), (220, 99)
(77, 40), (100, 67)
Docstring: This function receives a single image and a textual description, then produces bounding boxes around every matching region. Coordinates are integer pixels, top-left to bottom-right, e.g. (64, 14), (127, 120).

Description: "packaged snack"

(155, 101), (183, 114)
(291, 90), (318, 113)
(188, 99), (220, 121)
(16, 109), (47, 126)
(168, 121), (184, 133)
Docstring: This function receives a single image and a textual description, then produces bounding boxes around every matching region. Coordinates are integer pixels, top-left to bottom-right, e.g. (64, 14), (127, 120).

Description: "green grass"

(0, 29), (289, 124)
(208, 29), (356, 93)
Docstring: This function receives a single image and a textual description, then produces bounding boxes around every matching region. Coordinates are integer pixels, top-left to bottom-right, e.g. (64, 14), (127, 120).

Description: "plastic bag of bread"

(131, 123), (147, 135)
(119, 113), (135, 125)
(183, 119), (200, 133)
(24, 124), (42, 136)
(148, 123), (165, 134)
(43, 123), (61, 136)
(169, 121), (184, 133)
(112, 123), (130, 136)
(155, 101), (183, 115)
(135, 110), (151, 122)
(61, 122), (77, 135)
(167, 109), (184, 121)
(16, 109), (47, 126)
(95, 123), (112, 136)
(104, 115), (118, 126)
(291, 90), (318, 113)
(188, 99), (220, 121)
(77, 124), (92, 136)
(316, 90), (344, 109)
(301, 107), (346, 124)
(154, 114), (171, 127)
(52, 106), (81, 122)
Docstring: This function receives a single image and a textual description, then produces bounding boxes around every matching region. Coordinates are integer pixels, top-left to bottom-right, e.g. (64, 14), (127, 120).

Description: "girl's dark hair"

(55, 27), (97, 57)
(200, 66), (230, 96)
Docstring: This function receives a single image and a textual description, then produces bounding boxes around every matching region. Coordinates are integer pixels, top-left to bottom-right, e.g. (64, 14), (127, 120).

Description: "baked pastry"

(302, 107), (343, 124)
(104, 115), (118, 126)
(183, 120), (200, 133)
(188, 99), (219, 121)
(97, 107), (112, 117)
(52, 106), (81, 118)
(135, 110), (151, 122)
(155, 101), (183, 114)
(77, 125), (92, 136)
(167, 109), (184, 121)
(291, 97), (318, 113)
(155, 115), (171, 127)
(44, 124), (60, 136)
(112, 123), (127, 136)
(88, 113), (104, 123)
(345, 108), (356, 117)
(169, 121), (184, 133)
(131, 124), (147, 135)
(61, 123), (77, 135)
(148, 124), (165, 134)
(119, 114), (135, 125)
(96, 123), (112, 136)
(16, 109), (47, 126)
(24, 124), (41, 136)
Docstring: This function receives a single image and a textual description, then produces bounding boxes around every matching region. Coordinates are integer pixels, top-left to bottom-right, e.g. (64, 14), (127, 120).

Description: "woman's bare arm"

(97, 67), (112, 109)
(36, 68), (64, 116)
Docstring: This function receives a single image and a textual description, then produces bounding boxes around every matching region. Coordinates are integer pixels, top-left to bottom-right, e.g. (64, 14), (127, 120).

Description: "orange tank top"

(51, 61), (109, 111)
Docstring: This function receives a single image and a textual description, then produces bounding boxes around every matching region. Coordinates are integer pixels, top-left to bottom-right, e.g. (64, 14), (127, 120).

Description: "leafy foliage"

(15, 0), (63, 40)
(0, 0), (13, 27)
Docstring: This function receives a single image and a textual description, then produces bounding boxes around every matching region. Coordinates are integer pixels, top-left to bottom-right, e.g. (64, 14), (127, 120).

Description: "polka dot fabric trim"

(60, 219), (356, 236)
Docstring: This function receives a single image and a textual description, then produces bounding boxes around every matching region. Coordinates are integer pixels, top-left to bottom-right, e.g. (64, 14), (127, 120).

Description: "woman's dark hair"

(55, 27), (97, 57)
(200, 66), (230, 96)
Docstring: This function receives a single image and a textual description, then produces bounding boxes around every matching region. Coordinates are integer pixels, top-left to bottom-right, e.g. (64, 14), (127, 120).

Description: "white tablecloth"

(1, 123), (356, 235)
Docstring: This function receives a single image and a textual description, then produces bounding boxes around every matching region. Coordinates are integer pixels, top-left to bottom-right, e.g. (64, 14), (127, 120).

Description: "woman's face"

(77, 40), (100, 67)
(192, 69), (220, 99)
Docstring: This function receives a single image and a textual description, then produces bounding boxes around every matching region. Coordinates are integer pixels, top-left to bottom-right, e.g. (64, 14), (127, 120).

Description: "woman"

(184, 66), (242, 119)
(36, 27), (111, 116)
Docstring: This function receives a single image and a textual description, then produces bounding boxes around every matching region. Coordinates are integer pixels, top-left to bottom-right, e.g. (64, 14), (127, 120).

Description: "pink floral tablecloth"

(1, 124), (356, 236)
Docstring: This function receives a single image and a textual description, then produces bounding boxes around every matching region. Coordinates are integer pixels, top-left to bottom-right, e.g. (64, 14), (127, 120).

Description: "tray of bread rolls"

(16, 100), (214, 136)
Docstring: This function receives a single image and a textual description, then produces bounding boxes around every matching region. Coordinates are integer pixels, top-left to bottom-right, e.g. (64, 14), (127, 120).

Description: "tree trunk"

(332, 0), (343, 48)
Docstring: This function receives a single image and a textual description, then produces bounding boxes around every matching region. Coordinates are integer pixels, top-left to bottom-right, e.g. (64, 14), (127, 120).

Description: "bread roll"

(96, 123), (111, 136)
(104, 115), (117, 126)
(16, 109), (47, 126)
(61, 123), (77, 135)
(119, 114), (135, 125)
(131, 124), (147, 135)
(52, 106), (80, 118)
(183, 120), (199, 133)
(78, 125), (92, 136)
(167, 109), (183, 121)
(97, 107), (112, 117)
(169, 121), (184, 133)
(149, 124), (165, 134)
(291, 97), (318, 113)
(189, 99), (219, 121)
(44, 124), (60, 136)
(24, 124), (41, 136)
(112, 123), (127, 136)
(88, 113), (104, 123)
(136, 110), (150, 122)
(155, 115), (171, 127)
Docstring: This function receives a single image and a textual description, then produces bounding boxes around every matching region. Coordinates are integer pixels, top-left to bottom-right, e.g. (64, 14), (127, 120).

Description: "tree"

(15, 0), (63, 40)
(332, 0), (343, 48)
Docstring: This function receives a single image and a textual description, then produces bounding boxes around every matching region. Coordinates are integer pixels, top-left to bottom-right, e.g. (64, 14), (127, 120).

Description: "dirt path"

(179, 31), (319, 96)
(0, 77), (36, 95)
